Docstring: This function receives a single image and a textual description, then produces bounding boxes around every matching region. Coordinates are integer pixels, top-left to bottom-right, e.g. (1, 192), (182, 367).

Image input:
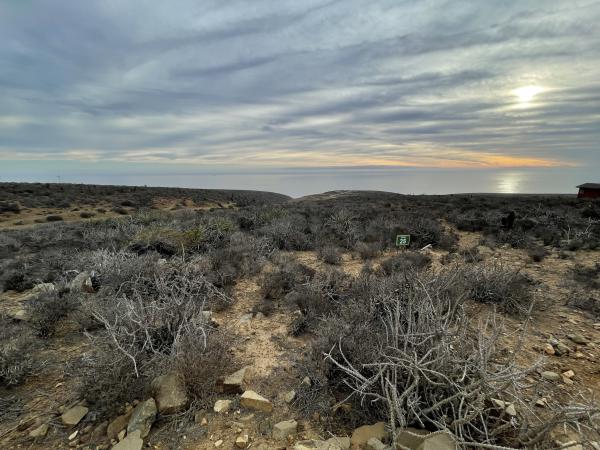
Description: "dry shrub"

(465, 263), (534, 315)
(316, 270), (599, 448)
(260, 257), (315, 299)
(27, 290), (78, 338)
(0, 319), (38, 387)
(83, 263), (232, 415)
(318, 245), (342, 265)
(378, 251), (431, 276)
(567, 290), (600, 318)
(354, 241), (382, 260)
(174, 328), (234, 408)
(46, 214), (64, 222)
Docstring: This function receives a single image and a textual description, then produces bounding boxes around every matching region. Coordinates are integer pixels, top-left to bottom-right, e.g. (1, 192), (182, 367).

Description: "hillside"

(1, 190), (599, 449)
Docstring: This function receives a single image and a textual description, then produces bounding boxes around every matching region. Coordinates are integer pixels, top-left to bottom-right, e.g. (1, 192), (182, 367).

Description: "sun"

(513, 85), (544, 104)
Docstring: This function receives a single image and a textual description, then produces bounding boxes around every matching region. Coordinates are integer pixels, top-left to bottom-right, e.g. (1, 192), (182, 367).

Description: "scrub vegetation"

(1, 186), (599, 449)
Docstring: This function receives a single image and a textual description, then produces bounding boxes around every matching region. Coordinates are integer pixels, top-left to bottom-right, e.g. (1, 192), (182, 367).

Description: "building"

(577, 183), (600, 199)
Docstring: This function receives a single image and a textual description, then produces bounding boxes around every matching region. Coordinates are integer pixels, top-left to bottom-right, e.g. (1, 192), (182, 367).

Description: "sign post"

(395, 234), (411, 248)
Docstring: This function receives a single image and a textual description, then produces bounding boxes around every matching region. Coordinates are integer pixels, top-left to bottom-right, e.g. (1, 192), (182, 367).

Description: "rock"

(118, 429), (126, 441)
(10, 309), (29, 321)
(563, 369), (575, 378)
(214, 439), (223, 447)
(239, 313), (253, 323)
(29, 423), (49, 438)
(417, 432), (457, 450)
(325, 437), (351, 450)
(272, 419), (298, 440)
(366, 437), (388, 450)
(61, 405), (89, 427)
(293, 438), (350, 450)
(235, 434), (249, 448)
(214, 399), (232, 414)
(395, 429), (456, 450)
(91, 421), (109, 442)
(544, 343), (555, 355)
(111, 430), (143, 450)
(70, 271), (95, 293)
(395, 428), (430, 449)
(240, 390), (273, 413)
(542, 371), (561, 381)
(555, 342), (570, 356)
(283, 390), (296, 404)
(293, 440), (327, 450)
(535, 397), (548, 407)
(127, 398), (156, 439)
(68, 430), (78, 440)
(151, 373), (189, 414)
(301, 376), (312, 386)
(491, 399), (517, 416)
(107, 411), (133, 439)
(350, 422), (388, 447)
(222, 367), (248, 394)
(568, 334), (589, 345)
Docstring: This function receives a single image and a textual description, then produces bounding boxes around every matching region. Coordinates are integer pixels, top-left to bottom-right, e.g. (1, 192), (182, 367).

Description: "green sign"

(396, 234), (411, 247)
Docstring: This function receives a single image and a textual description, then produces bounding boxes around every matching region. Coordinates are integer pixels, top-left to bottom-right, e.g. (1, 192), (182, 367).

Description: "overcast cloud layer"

(1, 0), (600, 171)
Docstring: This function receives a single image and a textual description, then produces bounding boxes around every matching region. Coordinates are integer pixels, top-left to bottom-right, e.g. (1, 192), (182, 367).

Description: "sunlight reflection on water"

(496, 172), (524, 194)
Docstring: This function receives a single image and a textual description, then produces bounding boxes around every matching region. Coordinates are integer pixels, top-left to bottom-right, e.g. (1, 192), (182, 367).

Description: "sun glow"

(513, 85), (544, 104)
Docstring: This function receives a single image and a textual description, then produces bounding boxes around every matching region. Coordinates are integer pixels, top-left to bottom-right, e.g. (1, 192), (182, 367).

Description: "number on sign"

(396, 234), (411, 247)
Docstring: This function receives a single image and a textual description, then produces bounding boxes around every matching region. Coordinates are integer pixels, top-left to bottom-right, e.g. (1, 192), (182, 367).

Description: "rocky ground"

(1, 224), (599, 450)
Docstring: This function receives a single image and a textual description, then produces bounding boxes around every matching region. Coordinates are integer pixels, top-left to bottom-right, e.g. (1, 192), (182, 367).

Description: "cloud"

(1, 0), (600, 171)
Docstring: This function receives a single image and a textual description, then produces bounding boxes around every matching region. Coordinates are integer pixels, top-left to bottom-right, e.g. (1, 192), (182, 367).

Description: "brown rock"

(151, 373), (189, 414)
(240, 390), (273, 413)
(350, 422), (388, 447)
(107, 411), (132, 440)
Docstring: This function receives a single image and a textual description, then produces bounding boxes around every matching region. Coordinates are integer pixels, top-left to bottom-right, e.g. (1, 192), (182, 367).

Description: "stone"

(11, 309), (29, 321)
(61, 405), (89, 427)
(395, 428), (430, 449)
(544, 343), (555, 355)
(91, 421), (109, 442)
(555, 341), (570, 356)
(222, 367), (248, 394)
(350, 422), (388, 447)
(395, 429), (456, 450)
(214, 399), (232, 414)
(240, 390), (273, 413)
(293, 438), (350, 450)
(535, 397), (548, 407)
(542, 371), (561, 381)
(235, 434), (249, 448)
(272, 419), (298, 440)
(325, 436), (351, 449)
(491, 399), (516, 416)
(68, 430), (78, 440)
(301, 376), (312, 386)
(283, 390), (296, 403)
(127, 398), (156, 439)
(111, 430), (143, 450)
(214, 439), (223, 447)
(563, 370), (575, 379)
(107, 411), (133, 439)
(568, 334), (589, 345)
(151, 373), (189, 414)
(417, 433), (457, 450)
(29, 423), (49, 438)
(70, 272), (94, 293)
(366, 437), (387, 450)
(118, 429), (126, 441)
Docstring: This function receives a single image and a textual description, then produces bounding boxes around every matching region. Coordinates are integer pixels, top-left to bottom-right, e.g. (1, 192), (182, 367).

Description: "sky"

(1, 0), (599, 194)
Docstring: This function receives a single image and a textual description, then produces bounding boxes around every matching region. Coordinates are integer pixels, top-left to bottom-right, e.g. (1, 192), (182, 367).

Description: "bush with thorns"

(83, 262), (232, 415)
(316, 270), (599, 448)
